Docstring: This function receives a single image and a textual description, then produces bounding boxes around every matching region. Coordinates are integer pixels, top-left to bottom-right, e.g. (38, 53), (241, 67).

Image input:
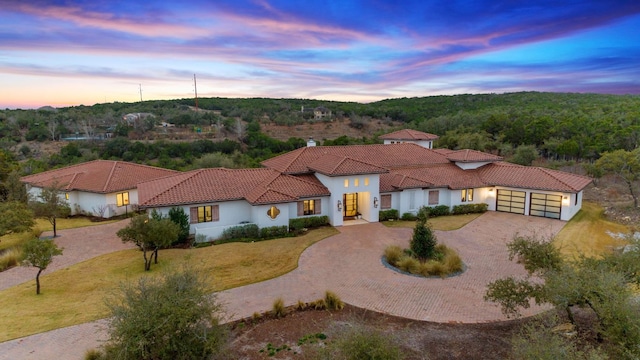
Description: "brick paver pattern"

(0, 212), (565, 359)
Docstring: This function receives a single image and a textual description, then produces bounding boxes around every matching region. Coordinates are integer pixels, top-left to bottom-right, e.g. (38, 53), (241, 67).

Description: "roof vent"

(307, 137), (316, 147)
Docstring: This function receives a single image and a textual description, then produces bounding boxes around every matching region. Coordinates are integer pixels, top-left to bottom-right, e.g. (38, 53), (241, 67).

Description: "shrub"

(423, 205), (451, 217)
(272, 297), (286, 318)
(0, 247), (24, 271)
(312, 299), (327, 310)
(397, 256), (421, 274)
(220, 224), (259, 241)
(168, 207), (190, 245)
(296, 300), (307, 311)
(401, 212), (417, 221)
(83, 349), (105, 360)
(443, 247), (463, 273)
(324, 291), (345, 310)
(318, 324), (405, 360)
(384, 245), (404, 265)
(289, 216), (329, 232)
(420, 260), (446, 277)
(452, 203), (488, 215)
(410, 218), (437, 260)
(260, 225), (290, 240)
(379, 209), (399, 221)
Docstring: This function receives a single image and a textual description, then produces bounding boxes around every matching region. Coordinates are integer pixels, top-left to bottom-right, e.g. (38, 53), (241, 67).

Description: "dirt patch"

(229, 304), (527, 360)
(260, 118), (398, 142)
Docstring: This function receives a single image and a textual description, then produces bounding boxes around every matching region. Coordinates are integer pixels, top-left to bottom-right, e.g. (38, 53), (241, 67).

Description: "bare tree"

(92, 204), (108, 218)
(47, 120), (58, 141)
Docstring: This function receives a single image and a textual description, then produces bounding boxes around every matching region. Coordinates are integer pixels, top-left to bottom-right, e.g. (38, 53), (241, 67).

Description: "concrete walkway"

(0, 212), (566, 359)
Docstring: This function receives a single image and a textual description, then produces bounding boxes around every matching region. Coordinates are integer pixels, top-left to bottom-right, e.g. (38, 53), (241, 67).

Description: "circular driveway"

(0, 212), (566, 359)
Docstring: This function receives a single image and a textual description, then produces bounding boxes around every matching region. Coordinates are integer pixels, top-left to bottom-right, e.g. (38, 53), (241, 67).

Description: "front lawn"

(553, 201), (630, 258)
(0, 226), (338, 342)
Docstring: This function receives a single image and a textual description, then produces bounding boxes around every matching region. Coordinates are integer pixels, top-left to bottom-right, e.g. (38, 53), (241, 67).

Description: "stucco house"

(21, 160), (178, 218)
(137, 130), (591, 240)
(22, 130), (591, 240)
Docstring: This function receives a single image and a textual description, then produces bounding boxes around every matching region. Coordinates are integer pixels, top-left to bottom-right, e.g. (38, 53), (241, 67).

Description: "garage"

(529, 193), (561, 219)
(496, 189), (526, 214)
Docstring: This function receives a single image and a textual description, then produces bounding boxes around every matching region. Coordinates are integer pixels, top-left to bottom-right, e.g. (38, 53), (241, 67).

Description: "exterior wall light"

(373, 197), (379, 208)
(337, 200), (343, 212)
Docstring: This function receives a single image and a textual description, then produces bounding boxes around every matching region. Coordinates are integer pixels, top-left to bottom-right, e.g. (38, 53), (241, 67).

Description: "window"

(408, 190), (416, 210)
(461, 188), (473, 202)
(380, 194), (391, 209)
(116, 192), (129, 207)
(428, 190), (439, 205)
(267, 206), (280, 219)
(189, 205), (219, 224)
(65, 193), (69, 200)
(344, 179), (349, 188)
(354, 178), (359, 187)
(364, 178), (369, 186)
(298, 199), (321, 216)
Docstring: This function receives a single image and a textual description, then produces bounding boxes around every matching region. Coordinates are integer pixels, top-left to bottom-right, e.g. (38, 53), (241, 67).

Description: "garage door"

(496, 190), (526, 214)
(530, 193), (561, 219)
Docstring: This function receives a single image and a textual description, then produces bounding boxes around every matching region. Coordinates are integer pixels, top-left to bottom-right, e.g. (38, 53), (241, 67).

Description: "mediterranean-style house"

(21, 160), (178, 218)
(22, 130), (592, 241)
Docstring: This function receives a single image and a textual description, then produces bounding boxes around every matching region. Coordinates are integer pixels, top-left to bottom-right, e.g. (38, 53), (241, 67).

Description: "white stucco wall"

(454, 161), (492, 170)
(314, 173), (380, 226)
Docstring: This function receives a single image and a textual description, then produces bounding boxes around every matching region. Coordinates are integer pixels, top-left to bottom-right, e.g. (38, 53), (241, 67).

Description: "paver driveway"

(0, 212), (566, 359)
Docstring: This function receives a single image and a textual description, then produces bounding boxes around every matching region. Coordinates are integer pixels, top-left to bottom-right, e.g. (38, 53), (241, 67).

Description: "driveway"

(0, 212), (566, 359)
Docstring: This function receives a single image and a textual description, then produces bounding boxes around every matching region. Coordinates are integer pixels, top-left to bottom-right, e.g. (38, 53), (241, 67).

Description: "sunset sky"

(1, 0), (639, 109)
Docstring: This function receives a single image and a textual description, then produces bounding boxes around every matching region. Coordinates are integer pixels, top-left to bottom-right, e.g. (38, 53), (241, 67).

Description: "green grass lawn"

(553, 201), (630, 259)
(0, 226), (338, 342)
(382, 213), (483, 231)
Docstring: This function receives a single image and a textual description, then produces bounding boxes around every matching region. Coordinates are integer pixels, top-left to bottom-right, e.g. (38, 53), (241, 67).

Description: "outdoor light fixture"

(337, 200), (343, 212)
(373, 197), (379, 208)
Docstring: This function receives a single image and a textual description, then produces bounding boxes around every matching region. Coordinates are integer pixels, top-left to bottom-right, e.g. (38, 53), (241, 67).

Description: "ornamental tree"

(21, 237), (63, 295)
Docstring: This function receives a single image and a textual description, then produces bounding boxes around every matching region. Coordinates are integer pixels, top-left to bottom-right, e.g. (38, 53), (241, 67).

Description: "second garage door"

(530, 193), (561, 219)
(496, 190), (526, 215)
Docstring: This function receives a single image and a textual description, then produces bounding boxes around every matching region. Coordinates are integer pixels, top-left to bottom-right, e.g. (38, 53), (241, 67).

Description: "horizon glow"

(1, 0), (639, 109)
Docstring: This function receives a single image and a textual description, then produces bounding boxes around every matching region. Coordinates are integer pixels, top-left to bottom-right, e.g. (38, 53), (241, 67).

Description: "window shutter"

(212, 205), (220, 222)
(315, 199), (321, 214)
(189, 207), (198, 224)
(297, 201), (304, 216)
(428, 190), (439, 205)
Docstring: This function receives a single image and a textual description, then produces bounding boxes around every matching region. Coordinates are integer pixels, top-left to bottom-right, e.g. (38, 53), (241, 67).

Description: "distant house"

(301, 106), (332, 120)
(21, 160), (178, 218)
(379, 129), (439, 149)
(122, 112), (155, 126)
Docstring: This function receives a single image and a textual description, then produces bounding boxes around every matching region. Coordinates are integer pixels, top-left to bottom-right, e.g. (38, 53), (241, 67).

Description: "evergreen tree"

(410, 214), (437, 260)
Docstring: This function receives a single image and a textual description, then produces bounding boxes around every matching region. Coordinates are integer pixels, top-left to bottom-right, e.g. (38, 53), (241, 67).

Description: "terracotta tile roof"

(382, 164), (486, 191)
(445, 149), (503, 163)
(261, 143), (450, 174)
(20, 160), (179, 193)
(379, 129), (439, 141)
(138, 168), (330, 207)
(308, 154), (388, 176)
(477, 162), (592, 192)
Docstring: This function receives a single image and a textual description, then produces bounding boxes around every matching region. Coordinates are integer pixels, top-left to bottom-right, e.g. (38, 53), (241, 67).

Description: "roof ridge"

(102, 161), (119, 192)
(536, 167), (583, 191)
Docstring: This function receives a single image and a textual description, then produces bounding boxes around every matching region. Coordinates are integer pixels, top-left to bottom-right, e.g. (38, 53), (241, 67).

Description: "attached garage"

(496, 189), (526, 215)
(529, 193), (561, 219)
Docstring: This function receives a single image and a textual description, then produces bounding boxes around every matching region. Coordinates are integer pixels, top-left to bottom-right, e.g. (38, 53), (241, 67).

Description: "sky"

(1, 0), (639, 109)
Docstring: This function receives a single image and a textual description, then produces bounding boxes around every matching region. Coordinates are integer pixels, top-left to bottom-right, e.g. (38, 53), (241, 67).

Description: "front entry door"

(343, 193), (358, 217)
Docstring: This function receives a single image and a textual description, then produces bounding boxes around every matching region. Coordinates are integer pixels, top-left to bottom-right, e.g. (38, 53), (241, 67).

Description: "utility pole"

(139, 84), (143, 102)
(193, 74), (199, 111)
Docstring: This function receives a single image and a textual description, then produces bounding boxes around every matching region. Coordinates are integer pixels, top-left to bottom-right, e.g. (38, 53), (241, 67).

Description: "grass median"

(0, 226), (338, 342)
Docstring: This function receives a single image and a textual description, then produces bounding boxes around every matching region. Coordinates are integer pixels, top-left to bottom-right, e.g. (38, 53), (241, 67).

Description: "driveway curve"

(0, 212), (566, 359)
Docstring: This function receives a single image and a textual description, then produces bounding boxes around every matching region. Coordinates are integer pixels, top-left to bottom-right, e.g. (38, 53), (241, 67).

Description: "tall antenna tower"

(139, 84), (143, 102)
(193, 74), (199, 111)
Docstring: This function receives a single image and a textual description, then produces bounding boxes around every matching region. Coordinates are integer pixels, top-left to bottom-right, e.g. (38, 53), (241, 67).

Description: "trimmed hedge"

(401, 212), (417, 221)
(289, 216), (329, 232)
(260, 225), (290, 240)
(451, 203), (488, 215)
(220, 224), (260, 241)
(379, 209), (399, 221)
(423, 205), (451, 217)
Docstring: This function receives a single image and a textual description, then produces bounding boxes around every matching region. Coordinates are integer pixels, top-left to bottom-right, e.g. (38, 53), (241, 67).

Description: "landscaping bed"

(229, 304), (527, 359)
